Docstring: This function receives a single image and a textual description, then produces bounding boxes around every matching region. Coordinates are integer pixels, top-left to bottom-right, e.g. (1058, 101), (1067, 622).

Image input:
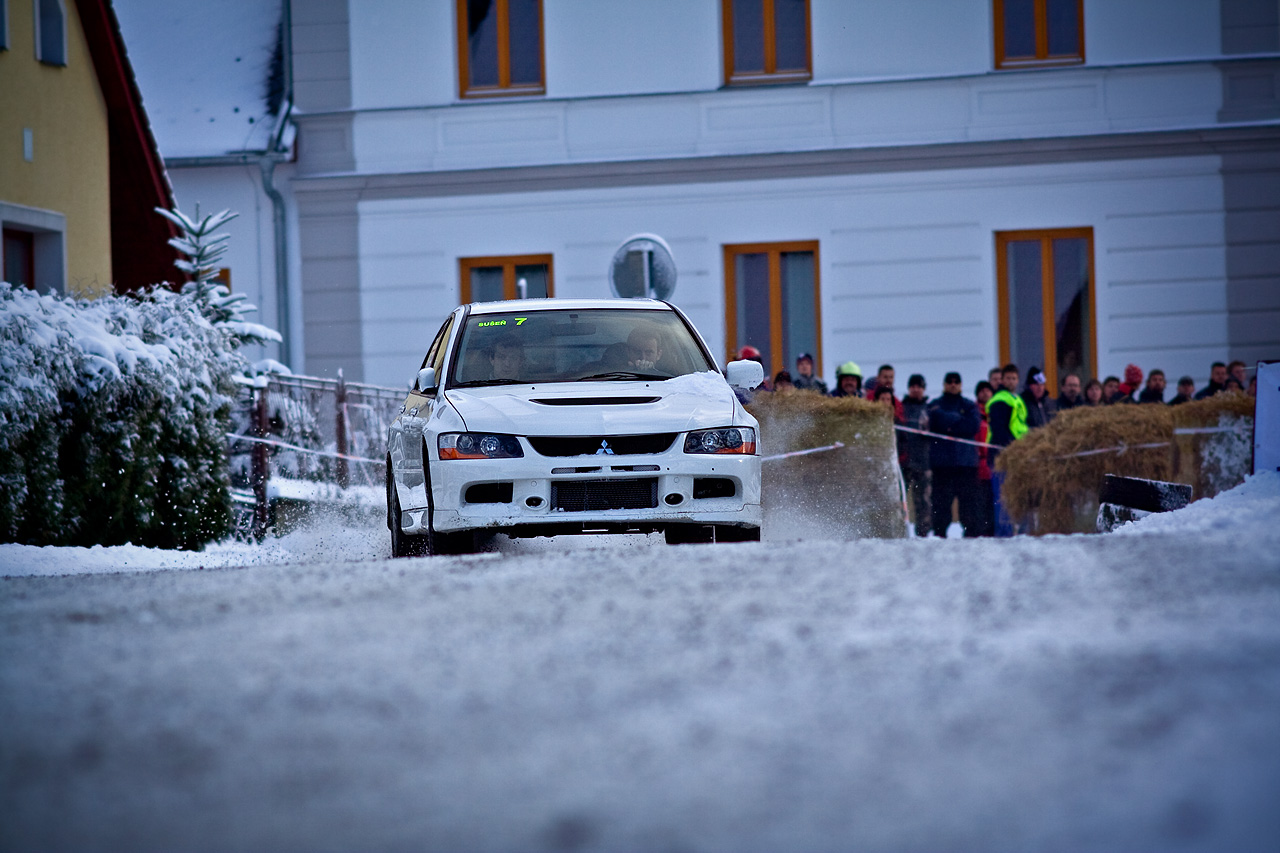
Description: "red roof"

(74, 0), (182, 292)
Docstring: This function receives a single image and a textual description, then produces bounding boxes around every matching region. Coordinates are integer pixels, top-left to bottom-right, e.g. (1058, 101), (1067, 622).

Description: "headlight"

(438, 432), (524, 460)
(683, 427), (756, 455)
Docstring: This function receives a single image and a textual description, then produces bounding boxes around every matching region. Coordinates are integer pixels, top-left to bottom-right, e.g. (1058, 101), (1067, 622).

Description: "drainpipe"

(259, 152), (291, 368)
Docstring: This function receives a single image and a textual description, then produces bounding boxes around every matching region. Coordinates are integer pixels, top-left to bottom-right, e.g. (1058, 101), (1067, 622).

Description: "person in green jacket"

(986, 363), (1026, 536)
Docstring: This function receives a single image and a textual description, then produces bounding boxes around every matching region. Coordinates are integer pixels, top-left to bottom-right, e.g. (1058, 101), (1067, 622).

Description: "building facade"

(283, 0), (1280, 391)
(1, 0), (176, 297)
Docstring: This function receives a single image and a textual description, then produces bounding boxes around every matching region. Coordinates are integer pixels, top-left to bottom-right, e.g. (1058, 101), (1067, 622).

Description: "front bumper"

(402, 445), (761, 536)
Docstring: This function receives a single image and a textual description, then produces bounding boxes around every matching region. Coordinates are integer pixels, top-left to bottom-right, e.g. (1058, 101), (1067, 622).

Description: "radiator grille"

(529, 434), (676, 457)
(550, 478), (658, 512)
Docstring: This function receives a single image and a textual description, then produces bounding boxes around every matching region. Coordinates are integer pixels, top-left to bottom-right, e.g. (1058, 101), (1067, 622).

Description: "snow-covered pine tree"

(155, 205), (282, 354)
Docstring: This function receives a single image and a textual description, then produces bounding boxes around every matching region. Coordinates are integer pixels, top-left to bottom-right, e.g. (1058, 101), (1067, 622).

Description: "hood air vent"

(530, 397), (660, 406)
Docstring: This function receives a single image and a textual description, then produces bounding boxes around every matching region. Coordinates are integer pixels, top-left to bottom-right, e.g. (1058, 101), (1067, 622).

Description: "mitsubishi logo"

(595, 440), (615, 456)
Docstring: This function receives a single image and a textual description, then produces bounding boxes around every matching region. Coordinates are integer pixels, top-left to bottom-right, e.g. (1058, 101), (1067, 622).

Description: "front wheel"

(388, 487), (428, 557)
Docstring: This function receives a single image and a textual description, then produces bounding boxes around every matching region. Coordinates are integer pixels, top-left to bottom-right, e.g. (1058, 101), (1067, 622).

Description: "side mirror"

(726, 359), (764, 390)
(416, 366), (437, 392)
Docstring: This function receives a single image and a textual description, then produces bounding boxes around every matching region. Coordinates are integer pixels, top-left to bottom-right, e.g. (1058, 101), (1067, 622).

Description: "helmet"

(736, 345), (762, 361)
(836, 361), (861, 378)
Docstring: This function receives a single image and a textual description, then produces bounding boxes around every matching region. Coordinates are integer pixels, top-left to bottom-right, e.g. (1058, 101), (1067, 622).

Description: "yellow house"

(1, 0), (177, 297)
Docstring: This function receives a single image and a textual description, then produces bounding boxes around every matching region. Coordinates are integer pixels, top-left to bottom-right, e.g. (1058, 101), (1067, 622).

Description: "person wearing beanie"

(1021, 367), (1055, 429)
(927, 372), (981, 537)
(831, 362), (862, 398)
(792, 352), (828, 395)
(900, 374), (932, 537)
(1169, 375), (1196, 405)
(1117, 363), (1144, 401)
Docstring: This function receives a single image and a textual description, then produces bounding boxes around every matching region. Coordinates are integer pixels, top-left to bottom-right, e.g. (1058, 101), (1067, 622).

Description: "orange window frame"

(722, 0), (813, 86)
(993, 0), (1085, 69)
(723, 241), (822, 380)
(995, 227), (1096, 396)
(459, 254), (554, 303)
(455, 0), (546, 99)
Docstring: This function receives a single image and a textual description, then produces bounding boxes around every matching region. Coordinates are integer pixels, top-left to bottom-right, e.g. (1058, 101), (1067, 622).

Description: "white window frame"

(1, 201), (67, 295)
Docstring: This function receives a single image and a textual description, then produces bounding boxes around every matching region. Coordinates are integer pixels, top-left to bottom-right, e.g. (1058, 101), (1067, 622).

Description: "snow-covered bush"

(0, 282), (243, 548)
(0, 205), (281, 549)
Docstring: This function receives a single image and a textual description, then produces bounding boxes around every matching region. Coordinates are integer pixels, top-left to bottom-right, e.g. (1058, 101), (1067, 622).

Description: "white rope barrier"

(893, 424), (995, 448)
(226, 432), (382, 465)
(761, 441), (845, 463)
(226, 424), (1247, 468)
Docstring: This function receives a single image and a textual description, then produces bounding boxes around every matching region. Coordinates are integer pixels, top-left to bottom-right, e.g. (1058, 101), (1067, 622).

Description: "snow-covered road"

(2, 476), (1279, 852)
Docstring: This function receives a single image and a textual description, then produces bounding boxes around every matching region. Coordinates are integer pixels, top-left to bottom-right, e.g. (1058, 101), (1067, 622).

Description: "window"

(994, 0), (1084, 69)
(460, 255), (553, 303)
(722, 0), (811, 86)
(724, 241), (821, 379)
(996, 228), (1095, 395)
(456, 0), (544, 99)
(35, 0), (66, 66)
(1, 203), (65, 294)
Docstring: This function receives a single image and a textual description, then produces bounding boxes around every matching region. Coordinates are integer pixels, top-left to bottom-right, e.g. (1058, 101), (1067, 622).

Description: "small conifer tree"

(155, 205), (280, 352)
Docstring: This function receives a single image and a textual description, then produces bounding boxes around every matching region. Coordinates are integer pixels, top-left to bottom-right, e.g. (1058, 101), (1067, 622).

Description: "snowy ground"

(2, 475), (1279, 852)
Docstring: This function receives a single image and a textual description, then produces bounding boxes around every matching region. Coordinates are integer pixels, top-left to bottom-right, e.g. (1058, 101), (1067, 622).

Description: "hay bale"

(995, 394), (1256, 534)
(747, 391), (907, 539)
(1171, 392), (1255, 499)
(995, 405), (1173, 534)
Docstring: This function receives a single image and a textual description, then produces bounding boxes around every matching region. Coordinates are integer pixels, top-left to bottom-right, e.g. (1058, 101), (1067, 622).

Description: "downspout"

(260, 152), (291, 368)
(263, 0), (295, 368)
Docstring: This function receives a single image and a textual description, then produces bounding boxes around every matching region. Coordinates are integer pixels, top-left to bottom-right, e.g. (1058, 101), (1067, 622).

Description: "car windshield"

(450, 308), (717, 386)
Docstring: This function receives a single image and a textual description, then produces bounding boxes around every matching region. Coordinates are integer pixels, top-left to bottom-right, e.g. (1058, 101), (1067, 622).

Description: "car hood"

(445, 371), (744, 436)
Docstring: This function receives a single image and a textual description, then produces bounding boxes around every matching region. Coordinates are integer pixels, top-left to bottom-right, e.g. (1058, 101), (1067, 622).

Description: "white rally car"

(386, 298), (764, 556)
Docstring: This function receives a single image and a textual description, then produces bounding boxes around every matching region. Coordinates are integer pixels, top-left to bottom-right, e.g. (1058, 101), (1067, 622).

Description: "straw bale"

(1171, 392), (1256, 499)
(747, 390), (907, 539)
(995, 394), (1256, 534)
(995, 404), (1173, 534)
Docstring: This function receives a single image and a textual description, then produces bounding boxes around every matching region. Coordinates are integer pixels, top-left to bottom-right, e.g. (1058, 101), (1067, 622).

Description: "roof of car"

(465, 298), (671, 315)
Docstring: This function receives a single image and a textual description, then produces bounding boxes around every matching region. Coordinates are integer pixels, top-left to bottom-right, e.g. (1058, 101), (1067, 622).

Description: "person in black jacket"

(900, 374), (932, 537)
(1021, 367), (1055, 428)
(927, 372), (981, 537)
(1057, 373), (1085, 411)
(1195, 362), (1230, 399)
(1169, 375), (1195, 405)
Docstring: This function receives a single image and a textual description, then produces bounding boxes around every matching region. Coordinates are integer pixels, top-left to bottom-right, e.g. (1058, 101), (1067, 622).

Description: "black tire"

(388, 468), (428, 558)
(715, 525), (761, 543)
(1099, 474), (1192, 513)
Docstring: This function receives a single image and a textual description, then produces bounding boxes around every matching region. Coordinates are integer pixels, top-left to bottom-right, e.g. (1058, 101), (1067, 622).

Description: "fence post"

(336, 368), (350, 489)
(252, 384), (270, 540)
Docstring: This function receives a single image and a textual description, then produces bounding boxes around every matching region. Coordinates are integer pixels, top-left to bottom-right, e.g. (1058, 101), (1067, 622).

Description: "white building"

(128, 0), (1280, 393)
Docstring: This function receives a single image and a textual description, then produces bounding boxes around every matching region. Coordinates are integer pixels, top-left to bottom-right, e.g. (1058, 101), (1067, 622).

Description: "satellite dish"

(609, 234), (676, 300)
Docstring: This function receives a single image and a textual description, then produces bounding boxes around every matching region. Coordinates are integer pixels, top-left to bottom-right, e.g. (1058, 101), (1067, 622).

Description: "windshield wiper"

(574, 371), (669, 382)
(451, 378), (527, 388)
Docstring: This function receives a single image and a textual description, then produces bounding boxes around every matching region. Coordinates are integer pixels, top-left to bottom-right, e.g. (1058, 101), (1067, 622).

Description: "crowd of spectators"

(736, 347), (1258, 538)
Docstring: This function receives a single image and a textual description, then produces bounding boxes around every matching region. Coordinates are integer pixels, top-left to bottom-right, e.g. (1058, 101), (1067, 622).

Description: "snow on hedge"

(0, 280), (258, 549)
